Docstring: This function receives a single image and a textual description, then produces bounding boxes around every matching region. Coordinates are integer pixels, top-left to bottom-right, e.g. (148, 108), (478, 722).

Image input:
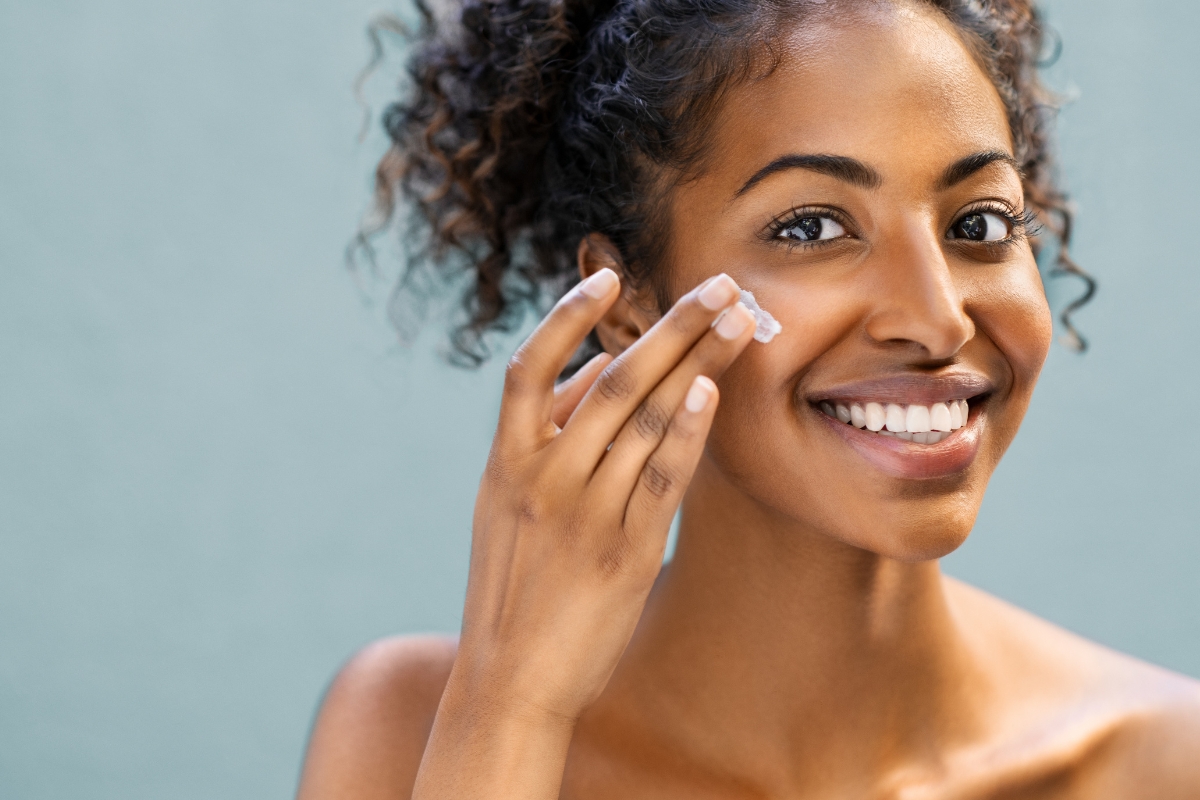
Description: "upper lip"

(808, 371), (995, 406)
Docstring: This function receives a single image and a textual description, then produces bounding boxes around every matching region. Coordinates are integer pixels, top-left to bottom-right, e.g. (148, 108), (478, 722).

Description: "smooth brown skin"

(299, 5), (1200, 798)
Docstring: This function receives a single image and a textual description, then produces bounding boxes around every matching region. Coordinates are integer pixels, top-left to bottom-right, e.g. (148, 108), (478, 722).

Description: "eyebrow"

(937, 150), (1021, 189)
(734, 154), (883, 197)
(733, 149), (1021, 199)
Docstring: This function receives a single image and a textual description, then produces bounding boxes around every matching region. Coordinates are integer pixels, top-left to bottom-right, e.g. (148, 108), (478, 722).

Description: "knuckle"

(516, 492), (546, 526)
(595, 360), (637, 405)
(631, 398), (670, 441)
(640, 457), (677, 500)
(504, 353), (532, 393)
(595, 528), (634, 576)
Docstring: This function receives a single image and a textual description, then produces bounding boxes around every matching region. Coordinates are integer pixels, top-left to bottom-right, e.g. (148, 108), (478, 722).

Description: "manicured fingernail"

(714, 302), (752, 340)
(698, 273), (738, 311)
(580, 268), (619, 299)
(684, 376), (715, 413)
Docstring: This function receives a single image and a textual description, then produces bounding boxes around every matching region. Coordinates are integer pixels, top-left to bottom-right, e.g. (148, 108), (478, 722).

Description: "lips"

(807, 373), (993, 479)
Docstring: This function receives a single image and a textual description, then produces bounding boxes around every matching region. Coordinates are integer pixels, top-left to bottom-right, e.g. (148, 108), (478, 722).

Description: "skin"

(298, 4), (1200, 798)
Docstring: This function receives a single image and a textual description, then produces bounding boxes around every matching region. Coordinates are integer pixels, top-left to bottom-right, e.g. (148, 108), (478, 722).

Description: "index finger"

(496, 268), (621, 451)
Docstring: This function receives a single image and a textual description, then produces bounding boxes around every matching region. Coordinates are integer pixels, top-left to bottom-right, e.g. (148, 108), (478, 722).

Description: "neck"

(590, 458), (994, 792)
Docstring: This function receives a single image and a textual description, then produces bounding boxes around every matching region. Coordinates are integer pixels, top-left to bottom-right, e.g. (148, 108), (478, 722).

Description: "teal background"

(1, 0), (1197, 797)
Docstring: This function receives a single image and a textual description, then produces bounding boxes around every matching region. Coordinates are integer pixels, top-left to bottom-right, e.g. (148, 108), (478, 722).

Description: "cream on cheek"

(738, 290), (782, 343)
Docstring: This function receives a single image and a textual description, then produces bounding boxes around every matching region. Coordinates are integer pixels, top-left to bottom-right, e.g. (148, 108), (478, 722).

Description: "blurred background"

(2, 0), (1198, 797)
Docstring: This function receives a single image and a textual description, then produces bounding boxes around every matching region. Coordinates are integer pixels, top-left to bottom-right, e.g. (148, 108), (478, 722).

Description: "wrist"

(440, 659), (582, 733)
(412, 666), (578, 800)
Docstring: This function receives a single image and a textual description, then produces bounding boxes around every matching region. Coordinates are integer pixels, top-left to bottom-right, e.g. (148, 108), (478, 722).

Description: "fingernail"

(685, 376), (715, 413)
(698, 273), (738, 311)
(580, 268), (619, 299)
(714, 302), (752, 340)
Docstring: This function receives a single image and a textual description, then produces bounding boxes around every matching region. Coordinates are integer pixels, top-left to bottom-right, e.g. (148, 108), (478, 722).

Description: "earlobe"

(577, 233), (658, 356)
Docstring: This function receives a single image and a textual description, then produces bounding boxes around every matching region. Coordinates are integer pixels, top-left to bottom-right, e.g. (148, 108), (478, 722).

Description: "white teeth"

(850, 404), (867, 429)
(906, 405), (932, 434)
(820, 398), (977, 443)
(865, 402), (885, 431)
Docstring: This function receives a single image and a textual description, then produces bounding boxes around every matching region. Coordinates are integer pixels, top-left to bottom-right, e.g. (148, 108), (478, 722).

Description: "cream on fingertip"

(579, 268), (619, 299)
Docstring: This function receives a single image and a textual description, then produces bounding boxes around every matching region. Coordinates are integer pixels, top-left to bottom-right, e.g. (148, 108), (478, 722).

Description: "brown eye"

(950, 212), (1009, 242)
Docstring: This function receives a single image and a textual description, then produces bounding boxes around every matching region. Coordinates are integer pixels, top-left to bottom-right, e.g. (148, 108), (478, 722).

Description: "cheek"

(730, 276), (870, 387)
(701, 279), (863, 470)
(966, 258), (1053, 393)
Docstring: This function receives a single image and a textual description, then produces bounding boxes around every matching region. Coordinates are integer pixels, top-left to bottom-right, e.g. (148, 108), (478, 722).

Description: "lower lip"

(817, 405), (984, 480)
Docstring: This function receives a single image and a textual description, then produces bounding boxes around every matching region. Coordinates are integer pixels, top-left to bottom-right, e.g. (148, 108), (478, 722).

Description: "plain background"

(1, 0), (1197, 797)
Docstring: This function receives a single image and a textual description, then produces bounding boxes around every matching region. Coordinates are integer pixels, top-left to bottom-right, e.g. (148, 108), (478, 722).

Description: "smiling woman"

(298, 1), (1200, 798)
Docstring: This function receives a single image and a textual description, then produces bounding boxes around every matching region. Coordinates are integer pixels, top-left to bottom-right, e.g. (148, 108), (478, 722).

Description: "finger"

(557, 273), (742, 463)
(592, 301), (754, 491)
(623, 376), (718, 538)
(497, 268), (620, 450)
(551, 351), (613, 429)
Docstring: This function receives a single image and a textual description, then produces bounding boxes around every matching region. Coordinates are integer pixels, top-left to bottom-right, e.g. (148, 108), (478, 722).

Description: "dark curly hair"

(358, 0), (1095, 365)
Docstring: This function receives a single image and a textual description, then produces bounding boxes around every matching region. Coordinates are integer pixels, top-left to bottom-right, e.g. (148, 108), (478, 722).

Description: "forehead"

(705, 3), (1013, 187)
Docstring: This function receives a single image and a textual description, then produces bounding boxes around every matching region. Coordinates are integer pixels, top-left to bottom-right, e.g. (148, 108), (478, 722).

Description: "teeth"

(820, 398), (974, 444)
(865, 402), (885, 432)
(905, 405), (932, 434)
(850, 404), (867, 429)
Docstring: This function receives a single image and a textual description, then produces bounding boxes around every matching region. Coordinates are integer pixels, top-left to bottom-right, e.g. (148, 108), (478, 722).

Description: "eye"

(777, 215), (847, 242)
(949, 212), (1009, 242)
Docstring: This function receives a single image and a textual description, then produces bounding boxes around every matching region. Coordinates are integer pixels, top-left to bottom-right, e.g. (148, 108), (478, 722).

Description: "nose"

(862, 217), (974, 360)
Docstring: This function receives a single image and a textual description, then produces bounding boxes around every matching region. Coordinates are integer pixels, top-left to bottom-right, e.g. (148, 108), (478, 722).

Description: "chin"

(836, 506), (979, 563)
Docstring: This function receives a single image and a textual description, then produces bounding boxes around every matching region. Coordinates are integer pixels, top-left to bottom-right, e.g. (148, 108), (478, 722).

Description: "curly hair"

(361, 0), (1095, 365)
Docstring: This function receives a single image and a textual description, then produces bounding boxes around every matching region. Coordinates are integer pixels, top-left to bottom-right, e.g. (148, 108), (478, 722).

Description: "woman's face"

(661, 3), (1052, 560)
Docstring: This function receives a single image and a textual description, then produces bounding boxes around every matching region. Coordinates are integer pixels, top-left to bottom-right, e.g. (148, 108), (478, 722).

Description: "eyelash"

(762, 203), (1039, 251)
(763, 206), (852, 250)
(950, 202), (1038, 249)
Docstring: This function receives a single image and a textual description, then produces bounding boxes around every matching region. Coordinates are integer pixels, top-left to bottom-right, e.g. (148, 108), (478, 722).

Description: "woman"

(299, 0), (1200, 796)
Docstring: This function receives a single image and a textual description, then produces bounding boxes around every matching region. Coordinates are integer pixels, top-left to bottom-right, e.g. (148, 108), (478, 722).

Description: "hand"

(455, 267), (756, 713)
(413, 269), (756, 799)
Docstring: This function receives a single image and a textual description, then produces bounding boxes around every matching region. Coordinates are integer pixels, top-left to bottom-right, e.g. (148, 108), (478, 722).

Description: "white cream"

(739, 290), (782, 343)
(821, 399), (972, 445)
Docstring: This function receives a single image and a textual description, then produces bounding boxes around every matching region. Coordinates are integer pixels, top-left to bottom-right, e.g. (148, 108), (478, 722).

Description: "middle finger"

(557, 273), (745, 464)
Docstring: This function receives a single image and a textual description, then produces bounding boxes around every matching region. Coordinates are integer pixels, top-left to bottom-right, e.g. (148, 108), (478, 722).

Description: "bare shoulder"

(945, 578), (1200, 796)
(297, 634), (459, 800)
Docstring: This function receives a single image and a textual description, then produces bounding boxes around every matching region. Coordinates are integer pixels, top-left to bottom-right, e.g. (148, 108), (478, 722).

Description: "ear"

(577, 233), (659, 357)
